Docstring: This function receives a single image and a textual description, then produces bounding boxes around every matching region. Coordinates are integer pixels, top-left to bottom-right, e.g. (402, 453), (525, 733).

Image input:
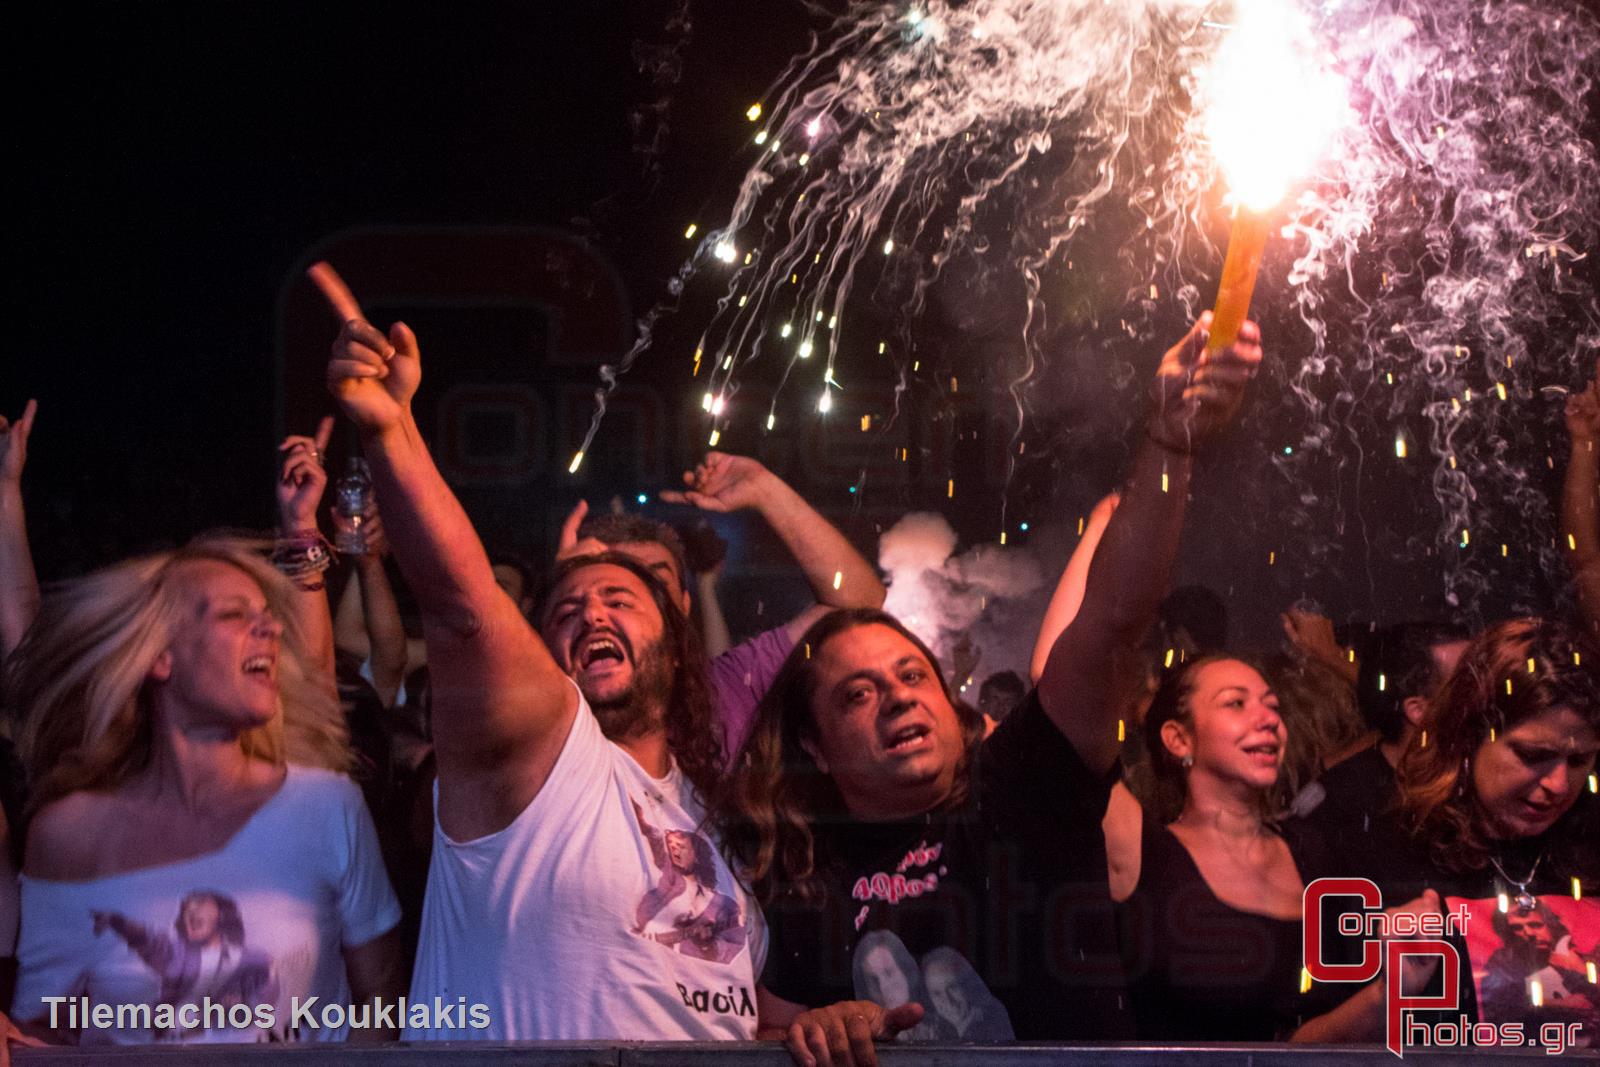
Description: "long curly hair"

(1396, 617), (1600, 875)
(711, 608), (984, 904)
(537, 551), (723, 804)
(7, 536), (348, 815)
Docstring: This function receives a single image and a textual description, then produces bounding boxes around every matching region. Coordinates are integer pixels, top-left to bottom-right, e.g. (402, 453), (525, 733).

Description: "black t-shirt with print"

(759, 691), (1131, 1040)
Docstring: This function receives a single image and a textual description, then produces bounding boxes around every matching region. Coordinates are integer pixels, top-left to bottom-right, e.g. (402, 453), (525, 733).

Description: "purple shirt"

(709, 625), (795, 765)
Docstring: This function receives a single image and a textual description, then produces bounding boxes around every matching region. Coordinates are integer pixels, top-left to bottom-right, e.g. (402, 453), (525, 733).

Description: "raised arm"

(0, 400), (40, 661)
(1563, 368), (1600, 636)
(274, 417), (337, 679)
(312, 263), (575, 841)
(1029, 491), (1119, 683)
(661, 452), (886, 642)
(334, 509), (410, 708)
(1039, 314), (1261, 775)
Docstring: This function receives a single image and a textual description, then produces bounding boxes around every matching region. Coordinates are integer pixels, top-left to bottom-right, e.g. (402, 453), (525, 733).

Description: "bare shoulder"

(23, 792), (116, 881)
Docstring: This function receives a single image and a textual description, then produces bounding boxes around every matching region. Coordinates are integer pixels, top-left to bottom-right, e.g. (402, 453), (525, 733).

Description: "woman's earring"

(1181, 754), (1194, 769)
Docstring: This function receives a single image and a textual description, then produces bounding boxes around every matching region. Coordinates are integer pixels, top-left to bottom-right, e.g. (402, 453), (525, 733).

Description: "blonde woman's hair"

(6, 536), (348, 813)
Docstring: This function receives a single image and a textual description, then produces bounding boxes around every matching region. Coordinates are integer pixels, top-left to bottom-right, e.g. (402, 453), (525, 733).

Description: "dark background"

(8, 0), (1599, 652)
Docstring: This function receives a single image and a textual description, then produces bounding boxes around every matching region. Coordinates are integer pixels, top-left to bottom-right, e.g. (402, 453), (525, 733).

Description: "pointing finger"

(559, 499), (589, 551)
(308, 261), (364, 323)
(313, 415), (335, 453)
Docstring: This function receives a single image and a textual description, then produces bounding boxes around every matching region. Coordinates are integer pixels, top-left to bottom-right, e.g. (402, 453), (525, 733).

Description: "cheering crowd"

(0, 265), (1595, 1061)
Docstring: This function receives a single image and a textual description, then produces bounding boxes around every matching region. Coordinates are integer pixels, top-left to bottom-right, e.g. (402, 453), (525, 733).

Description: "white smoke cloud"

(879, 512), (1048, 689)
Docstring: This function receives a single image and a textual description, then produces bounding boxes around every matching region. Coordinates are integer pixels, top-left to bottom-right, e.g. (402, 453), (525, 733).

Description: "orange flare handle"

(1207, 209), (1272, 352)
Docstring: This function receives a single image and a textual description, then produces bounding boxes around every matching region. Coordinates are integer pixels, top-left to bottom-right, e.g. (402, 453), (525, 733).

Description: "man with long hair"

(716, 314), (1264, 1064)
(314, 268), (763, 1042)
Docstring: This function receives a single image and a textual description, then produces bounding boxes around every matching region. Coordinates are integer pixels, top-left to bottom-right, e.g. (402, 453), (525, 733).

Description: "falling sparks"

(1574, 878), (1583, 902)
(947, 479), (955, 499)
(1395, 434), (1408, 459)
(1117, 719), (1126, 742)
(568, 451), (585, 475)
(708, 429), (721, 447)
(766, 413), (776, 431)
(832, 570), (843, 590)
(1377, 673), (1387, 692)
(1530, 980), (1544, 1009)
(883, 238), (895, 254)
(746, 103), (763, 122)
(1498, 891), (1511, 914)
(684, 223), (698, 239)
(714, 242), (737, 263)
(1300, 969), (1313, 995)
(798, 341), (814, 359)
(818, 390), (833, 413)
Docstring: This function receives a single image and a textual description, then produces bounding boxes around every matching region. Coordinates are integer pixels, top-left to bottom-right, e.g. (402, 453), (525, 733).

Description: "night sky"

(9, 1), (1599, 651)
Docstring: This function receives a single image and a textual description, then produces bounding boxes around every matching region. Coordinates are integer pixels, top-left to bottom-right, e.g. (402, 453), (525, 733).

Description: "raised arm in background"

(1029, 491), (1119, 684)
(275, 416), (337, 679)
(332, 508), (411, 708)
(660, 452), (886, 642)
(1563, 364), (1600, 637)
(0, 400), (39, 662)
(1037, 313), (1262, 776)
(312, 264), (575, 843)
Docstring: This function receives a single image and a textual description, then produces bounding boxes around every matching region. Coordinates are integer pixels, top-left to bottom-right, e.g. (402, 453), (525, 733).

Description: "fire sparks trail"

(578, 0), (1600, 617)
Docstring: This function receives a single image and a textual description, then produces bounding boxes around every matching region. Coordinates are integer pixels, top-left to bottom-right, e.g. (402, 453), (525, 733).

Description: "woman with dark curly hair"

(1296, 617), (1600, 1047)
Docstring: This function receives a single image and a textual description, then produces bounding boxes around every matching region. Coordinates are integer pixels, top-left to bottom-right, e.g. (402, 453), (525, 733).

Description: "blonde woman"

(8, 448), (402, 1044)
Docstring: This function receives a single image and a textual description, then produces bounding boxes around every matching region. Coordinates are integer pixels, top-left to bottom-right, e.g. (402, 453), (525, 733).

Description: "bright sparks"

(1200, 0), (1350, 211)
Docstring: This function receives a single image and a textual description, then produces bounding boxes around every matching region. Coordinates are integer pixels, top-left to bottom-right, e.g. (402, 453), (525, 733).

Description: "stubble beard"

(588, 636), (675, 743)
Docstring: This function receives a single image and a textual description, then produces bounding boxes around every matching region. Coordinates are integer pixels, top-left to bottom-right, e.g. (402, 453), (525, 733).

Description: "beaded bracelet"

(273, 529), (334, 591)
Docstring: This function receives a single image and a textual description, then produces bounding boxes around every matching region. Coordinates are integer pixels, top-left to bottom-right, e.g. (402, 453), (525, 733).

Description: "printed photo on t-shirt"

(1451, 894), (1597, 1047)
(91, 889), (285, 1042)
(851, 929), (1014, 1041)
(630, 799), (748, 964)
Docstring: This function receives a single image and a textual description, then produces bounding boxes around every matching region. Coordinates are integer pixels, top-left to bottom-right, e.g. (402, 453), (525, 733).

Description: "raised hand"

(277, 416), (335, 531)
(1281, 607), (1342, 661)
(783, 999), (924, 1067)
(554, 498), (608, 562)
(309, 262), (421, 434)
(1149, 312), (1263, 453)
(0, 399), (37, 488)
(660, 452), (777, 513)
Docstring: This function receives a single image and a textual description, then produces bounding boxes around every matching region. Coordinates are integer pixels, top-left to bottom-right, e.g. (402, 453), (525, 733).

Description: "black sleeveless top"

(1113, 815), (1311, 1041)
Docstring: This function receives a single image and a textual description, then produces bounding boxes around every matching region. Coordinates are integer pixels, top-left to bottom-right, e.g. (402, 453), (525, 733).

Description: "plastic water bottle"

(333, 457), (372, 554)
